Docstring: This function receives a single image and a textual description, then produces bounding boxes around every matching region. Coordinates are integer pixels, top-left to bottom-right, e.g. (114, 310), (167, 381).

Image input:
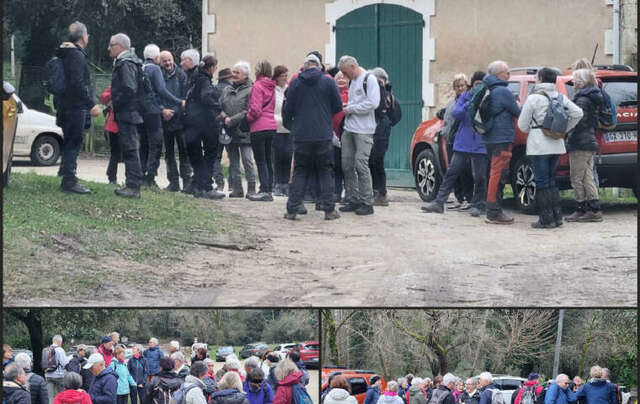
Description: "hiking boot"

(373, 193), (389, 206)
(247, 192), (273, 201)
(577, 210), (603, 222)
(296, 205), (308, 215)
(565, 201), (586, 222)
(339, 202), (361, 212)
(531, 188), (556, 229)
(485, 211), (514, 225)
(61, 182), (92, 194)
(550, 187), (563, 227)
(447, 201), (462, 210)
(469, 206), (484, 217)
(283, 212), (297, 220)
(182, 177), (193, 192)
(229, 188), (244, 198)
(195, 189), (226, 200)
(355, 204), (374, 216)
(459, 201), (472, 210)
(115, 187), (141, 198)
(165, 182), (180, 192)
(108, 178), (117, 185)
(421, 201), (444, 213)
(215, 178), (225, 191)
(325, 210), (341, 220)
(246, 182), (257, 197)
(183, 181), (197, 195)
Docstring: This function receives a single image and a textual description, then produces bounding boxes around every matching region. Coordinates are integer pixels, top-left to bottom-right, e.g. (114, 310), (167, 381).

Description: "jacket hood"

(589, 379), (608, 386)
(378, 395), (400, 404)
(576, 86), (603, 105)
(409, 385), (422, 392)
(158, 373), (183, 389)
(327, 388), (352, 401)
(56, 42), (85, 58)
(54, 389), (89, 403)
(278, 371), (303, 386)
(97, 367), (119, 380)
(185, 375), (205, 388)
(3, 381), (27, 390)
(257, 77), (277, 91)
(483, 74), (508, 89)
(116, 49), (142, 65)
(299, 68), (324, 85)
(532, 83), (557, 94)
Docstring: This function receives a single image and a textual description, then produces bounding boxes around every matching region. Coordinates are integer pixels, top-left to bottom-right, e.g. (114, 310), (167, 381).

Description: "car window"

(564, 78), (637, 108)
(350, 377), (368, 395)
(499, 380), (523, 390)
(507, 81), (522, 102)
(274, 346), (281, 351)
(305, 344), (320, 350)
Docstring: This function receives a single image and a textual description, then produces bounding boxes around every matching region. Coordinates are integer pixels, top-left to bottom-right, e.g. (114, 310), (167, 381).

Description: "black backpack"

(467, 83), (493, 135)
(362, 73), (383, 110)
(43, 57), (67, 96)
(41, 346), (60, 373)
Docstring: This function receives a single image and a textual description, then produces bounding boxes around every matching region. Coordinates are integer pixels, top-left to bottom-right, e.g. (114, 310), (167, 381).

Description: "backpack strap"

(363, 73), (371, 95)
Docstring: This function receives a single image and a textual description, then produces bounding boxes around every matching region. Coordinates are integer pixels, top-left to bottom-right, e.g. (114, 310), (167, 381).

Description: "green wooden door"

(336, 3), (422, 187)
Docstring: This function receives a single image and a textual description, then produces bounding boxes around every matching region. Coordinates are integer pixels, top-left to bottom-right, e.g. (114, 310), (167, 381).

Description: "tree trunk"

(577, 313), (597, 377)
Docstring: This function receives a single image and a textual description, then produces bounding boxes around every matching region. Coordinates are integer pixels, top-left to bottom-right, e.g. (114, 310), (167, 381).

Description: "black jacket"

(210, 389), (250, 404)
(162, 63), (188, 131)
(459, 390), (481, 404)
(568, 86), (603, 152)
(111, 50), (144, 124)
(66, 354), (85, 374)
(26, 371), (49, 404)
(3, 381), (31, 404)
(374, 84), (402, 139)
(184, 69), (222, 129)
(55, 42), (95, 111)
(127, 356), (148, 386)
(143, 370), (183, 404)
(440, 386), (456, 404)
(283, 67), (342, 142)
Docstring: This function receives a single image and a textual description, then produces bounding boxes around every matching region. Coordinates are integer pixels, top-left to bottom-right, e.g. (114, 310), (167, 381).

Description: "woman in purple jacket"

(422, 71), (489, 217)
(246, 60), (277, 201)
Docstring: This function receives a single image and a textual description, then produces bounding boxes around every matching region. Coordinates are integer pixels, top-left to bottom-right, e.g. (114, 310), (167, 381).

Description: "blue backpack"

(43, 57), (67, 96)
(292, 384), (313, 404)
(598, 86), (617, 130)
(169, 384), (199, 404)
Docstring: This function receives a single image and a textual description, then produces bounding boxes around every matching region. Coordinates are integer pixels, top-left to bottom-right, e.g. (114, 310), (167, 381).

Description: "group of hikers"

(421, 58), (613, 227)
(323, 369), (625, 404)
(49, 21), (401, 220)
(3, 334), (313, 404)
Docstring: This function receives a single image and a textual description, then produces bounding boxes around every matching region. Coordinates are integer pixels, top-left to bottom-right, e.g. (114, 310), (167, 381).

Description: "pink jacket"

(246, 76), (277, 133)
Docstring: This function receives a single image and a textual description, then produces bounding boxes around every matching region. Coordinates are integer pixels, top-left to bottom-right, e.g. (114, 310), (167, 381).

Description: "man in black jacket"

(14, 353), (48, 404)
(56, 21), (101, 194)
(283, 53), (343, 220)
(109, 33), (144, 198)
(160, 50), (192, 192)
(3, 364), (31, 404)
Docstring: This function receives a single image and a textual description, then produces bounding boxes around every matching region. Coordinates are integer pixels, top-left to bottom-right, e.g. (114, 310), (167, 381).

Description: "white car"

(12, 96), (63, 166)
(474, 374), (526, 404)
(273, 343), (298, 360)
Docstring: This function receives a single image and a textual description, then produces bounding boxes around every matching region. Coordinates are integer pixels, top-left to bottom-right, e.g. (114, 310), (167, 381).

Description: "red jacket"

(273, 371), (304, 404)
(332, 88), (349, 138)
(53, 389), (93, 404)
(99, 86), (118, 133)
(514, 381), (544, 404)
(98, 345), (114, 367)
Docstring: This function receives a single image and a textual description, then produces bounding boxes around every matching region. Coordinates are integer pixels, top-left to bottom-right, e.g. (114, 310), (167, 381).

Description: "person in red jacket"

(53, 372), (93, 404)
(97, 336), (114, 367)
(331, 70), (349, 203)
(272, 359), (305, 404)
(99, 86), (121, 184)
(514, 373), (544, 404)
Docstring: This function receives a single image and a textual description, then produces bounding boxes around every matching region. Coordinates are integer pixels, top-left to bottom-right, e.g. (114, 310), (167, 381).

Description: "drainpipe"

(613, 0), (621, 64)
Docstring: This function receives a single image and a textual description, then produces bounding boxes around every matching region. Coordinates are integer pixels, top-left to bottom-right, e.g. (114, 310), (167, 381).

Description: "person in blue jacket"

(364, 375), (383, 404)
(127, 344), (148, 404)
(109, 347), (137, 404)
(422, 71), (489, 217)
(545, 374), (578, 404)
(143, 338), (165, 378)
(575, 366), (617, 404)
(85, 353), (119, 404)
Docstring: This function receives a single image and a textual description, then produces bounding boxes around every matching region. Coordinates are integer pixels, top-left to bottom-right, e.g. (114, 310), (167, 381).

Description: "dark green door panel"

(336, 3), (422, 187)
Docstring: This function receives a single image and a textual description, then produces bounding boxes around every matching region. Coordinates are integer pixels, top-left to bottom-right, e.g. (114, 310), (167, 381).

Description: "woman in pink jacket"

(246, 60), (277, 201)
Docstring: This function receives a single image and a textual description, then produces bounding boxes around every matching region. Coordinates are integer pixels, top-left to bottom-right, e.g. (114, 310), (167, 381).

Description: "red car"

(410, 65), (637, 213)
(298, 341), (319, 369)
(322, 367), (387, 404)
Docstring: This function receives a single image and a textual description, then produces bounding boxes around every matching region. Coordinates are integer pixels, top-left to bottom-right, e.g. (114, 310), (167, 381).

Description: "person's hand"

(224, 117), (232, 127)
(138, 384), (144, 388)
(90, 105), (101, 117)
(181, 99), (186, 107)
(162, 109), (175, 121)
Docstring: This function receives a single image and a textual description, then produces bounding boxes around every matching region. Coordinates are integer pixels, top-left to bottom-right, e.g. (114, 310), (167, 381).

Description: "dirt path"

(12, 157), (638, 306)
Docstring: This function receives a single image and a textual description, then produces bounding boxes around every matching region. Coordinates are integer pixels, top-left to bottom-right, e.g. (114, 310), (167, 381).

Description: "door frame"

(325, 0), (436, 120)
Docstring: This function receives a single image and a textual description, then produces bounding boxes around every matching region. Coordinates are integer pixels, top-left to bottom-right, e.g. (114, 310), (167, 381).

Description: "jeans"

(130, 385), (145, 404)
(273, 132), (294, 185)
(106, 131), (121, 182)
(341, 130), (374, 206)
(369, 136), (389, 196)
(485, 143), (512, 205)
(334, 146), (344, 200)
(287, 140), (335, 213)
(163, 126), (192, 184)
(185, 125), (219, 192)
(138, 113), (163, 179)
(569, 150), (598, 202)
(227, 143), (257, 187)
(116, 120), (143, 189)
(46, 377), (64, 404)
(250, 130), (274, 193)
(454, 159), (474, 203)
(531, 154), (559, 190)
(59, 109), (87, 187)
(435, 152), (488, 209)
(117, 394), (128, 404)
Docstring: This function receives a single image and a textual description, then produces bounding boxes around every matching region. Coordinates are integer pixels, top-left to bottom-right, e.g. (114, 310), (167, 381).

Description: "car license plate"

(605, 130), (637, 142)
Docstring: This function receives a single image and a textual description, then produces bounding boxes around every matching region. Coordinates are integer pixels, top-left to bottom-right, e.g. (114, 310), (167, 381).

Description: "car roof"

(300, 341), (319, 345)
(511, 70), (636, 82)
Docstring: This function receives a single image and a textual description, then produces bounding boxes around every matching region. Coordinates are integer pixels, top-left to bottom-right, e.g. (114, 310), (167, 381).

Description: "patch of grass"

(3, 173), (231, 267)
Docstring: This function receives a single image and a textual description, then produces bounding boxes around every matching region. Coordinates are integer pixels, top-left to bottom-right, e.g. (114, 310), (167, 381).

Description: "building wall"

(429, 0), (613, 110)
(621, 0), (638, 69)
(205, 0), (330, 76)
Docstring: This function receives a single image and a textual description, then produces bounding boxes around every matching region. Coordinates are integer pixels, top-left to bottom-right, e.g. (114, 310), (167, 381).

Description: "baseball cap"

(528, 373), (540, 381)
(304, 54), (321, 66)
(83, 353), (105, 369)
(101, 336), (112, 344)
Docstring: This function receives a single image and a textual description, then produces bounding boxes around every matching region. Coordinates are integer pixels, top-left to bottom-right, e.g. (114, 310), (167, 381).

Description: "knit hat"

(528, 373), (540, 381)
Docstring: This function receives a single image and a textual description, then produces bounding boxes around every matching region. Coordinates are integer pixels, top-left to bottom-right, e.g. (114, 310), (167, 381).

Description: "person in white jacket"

(324, 375), (359, 404)
(378, 382), (405, 404)
(517, 67), (583, 229)
(272, 65), (293, 196)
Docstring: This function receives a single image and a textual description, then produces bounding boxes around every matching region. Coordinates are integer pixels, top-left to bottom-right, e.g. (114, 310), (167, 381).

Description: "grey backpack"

(533, 91), (569, 139)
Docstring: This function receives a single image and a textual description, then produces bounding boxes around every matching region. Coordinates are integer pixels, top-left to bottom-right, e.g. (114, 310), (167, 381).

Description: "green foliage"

(261, 310), (319, 343)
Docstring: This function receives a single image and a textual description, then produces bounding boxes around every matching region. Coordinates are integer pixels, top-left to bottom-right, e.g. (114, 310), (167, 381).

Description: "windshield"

(565, 78), (637, 107)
